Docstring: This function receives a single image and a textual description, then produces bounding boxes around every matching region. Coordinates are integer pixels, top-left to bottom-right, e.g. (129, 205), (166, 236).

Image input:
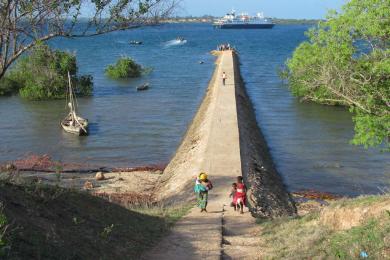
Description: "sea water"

(0, 23), (388, 195)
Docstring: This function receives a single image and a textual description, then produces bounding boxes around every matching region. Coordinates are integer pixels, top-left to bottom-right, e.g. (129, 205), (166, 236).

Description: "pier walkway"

(144, 51), (263, 259)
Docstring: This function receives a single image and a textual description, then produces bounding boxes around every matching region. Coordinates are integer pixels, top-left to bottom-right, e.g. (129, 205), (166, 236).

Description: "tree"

(105, 57), (142, 79)
(7, 43), (93, 100)
(0, 0), (178, 79)
(284, 0), (390, 149)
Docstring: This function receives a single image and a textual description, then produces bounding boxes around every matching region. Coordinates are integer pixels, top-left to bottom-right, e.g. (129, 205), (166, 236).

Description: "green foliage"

(0, 203), (9, 257)
(284, 0), (390, 149)
(100, 224), (115, 239)
(105, 57), (142, 79)
(352, 110), (390, 149)
(0, 77), (19, 96)
(328, 219), (389, 259)
(6, 44), (93, 100)
(75, 75), (93, 96)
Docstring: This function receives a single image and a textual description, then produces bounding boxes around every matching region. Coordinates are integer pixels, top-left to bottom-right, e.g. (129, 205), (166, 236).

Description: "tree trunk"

(0, 69), (5, 81)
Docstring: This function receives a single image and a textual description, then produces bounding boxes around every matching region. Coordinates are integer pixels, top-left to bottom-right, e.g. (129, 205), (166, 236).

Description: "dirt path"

(144, 51), (263, 259)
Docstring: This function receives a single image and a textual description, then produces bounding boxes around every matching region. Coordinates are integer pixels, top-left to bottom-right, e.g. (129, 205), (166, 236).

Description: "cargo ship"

(213, 10), (274, 29)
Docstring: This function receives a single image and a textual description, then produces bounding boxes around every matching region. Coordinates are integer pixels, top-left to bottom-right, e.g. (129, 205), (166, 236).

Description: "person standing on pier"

(222, 72), (227, 85)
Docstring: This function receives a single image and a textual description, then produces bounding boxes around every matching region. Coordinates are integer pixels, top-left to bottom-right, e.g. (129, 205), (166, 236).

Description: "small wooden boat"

(137, 83), (149, 91)
(61, 72), (89, 136)
(130, 40), (143, 45)
(61, 113), (88, 135)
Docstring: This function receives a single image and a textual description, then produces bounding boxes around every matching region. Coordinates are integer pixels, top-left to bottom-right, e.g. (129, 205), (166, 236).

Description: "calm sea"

(0, 23), (388, 195)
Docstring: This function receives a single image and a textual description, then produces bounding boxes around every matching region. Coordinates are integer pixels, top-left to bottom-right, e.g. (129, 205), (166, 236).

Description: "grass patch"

(327, 217), (390, 259)
(259, 213), (329, 258)
(0, 180), (190, 259)
(257, 195), (390, 259)
(330, 194), (390, 208)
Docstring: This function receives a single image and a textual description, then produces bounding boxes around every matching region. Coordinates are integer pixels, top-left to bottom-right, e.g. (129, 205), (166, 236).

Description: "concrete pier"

(146, 50), (296, 259)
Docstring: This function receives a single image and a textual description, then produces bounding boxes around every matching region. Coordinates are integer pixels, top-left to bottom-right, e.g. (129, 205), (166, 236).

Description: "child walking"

(229, 183), (238, 210)
(233, 176), (247, 214)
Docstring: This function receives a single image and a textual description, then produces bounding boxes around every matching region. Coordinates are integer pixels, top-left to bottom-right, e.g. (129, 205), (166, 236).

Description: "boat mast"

(67, 71), (76, 120)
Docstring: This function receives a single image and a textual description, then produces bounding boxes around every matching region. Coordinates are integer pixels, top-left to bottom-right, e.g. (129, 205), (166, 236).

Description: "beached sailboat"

(61, 72), (89, 135)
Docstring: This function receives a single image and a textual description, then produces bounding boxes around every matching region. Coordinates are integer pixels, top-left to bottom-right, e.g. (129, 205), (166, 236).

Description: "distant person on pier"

(194, 172), (213, 212)
(222, 72), (227, 85)
(233, 176), (247, 214)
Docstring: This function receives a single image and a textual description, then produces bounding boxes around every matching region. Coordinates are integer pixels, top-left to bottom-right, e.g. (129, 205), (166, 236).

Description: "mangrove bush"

(105, 57), (143, 79)
(283, 0), (390, 149)
(0, 77), (18, 96)
(5, 44), (93, 100)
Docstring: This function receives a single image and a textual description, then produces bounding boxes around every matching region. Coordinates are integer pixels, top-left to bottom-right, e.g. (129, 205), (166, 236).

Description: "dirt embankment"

(0, 158), (188, 259)
(0, 181), (170, 259)
(232, 52), (297, 218)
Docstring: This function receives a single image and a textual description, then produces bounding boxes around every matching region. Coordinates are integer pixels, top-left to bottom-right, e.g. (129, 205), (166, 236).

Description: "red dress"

(233, 183), (246, 206)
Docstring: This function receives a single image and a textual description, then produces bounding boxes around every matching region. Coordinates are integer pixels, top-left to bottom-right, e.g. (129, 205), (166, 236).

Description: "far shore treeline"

(164, 16), (321, 25)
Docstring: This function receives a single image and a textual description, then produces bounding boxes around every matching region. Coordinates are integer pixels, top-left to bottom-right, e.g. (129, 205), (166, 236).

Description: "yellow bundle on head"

(199, 172), (208, 181)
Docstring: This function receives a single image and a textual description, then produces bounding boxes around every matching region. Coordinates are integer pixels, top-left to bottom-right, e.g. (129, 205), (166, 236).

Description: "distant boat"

(61, 72), (89, 135)
(137, 83), (149, 91)
(176, 37), (186, 42)
(213, 10), (274, 29)
(130, 40), (143, 45)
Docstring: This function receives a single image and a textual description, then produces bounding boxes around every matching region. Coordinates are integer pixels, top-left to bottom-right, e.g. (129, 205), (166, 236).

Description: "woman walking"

(194, 172), (213, 212)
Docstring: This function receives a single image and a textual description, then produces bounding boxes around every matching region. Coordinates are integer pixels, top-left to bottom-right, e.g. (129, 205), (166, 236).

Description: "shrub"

(0, 77), (19, 96)
(75, 75), (93, 96)
(7, 44), (93, 100)
(105, 57), (142, 79)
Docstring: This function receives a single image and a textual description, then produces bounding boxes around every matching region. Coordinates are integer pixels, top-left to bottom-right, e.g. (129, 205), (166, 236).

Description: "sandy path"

(144, 51), (263, 259)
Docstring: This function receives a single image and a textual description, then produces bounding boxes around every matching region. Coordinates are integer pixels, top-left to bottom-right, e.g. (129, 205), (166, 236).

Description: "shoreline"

(0, 153), (375, 200)
(0, 154), (166, 174)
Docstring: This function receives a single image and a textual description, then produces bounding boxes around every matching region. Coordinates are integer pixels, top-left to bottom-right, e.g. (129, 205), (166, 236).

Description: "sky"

(179, 0), (347, 19)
